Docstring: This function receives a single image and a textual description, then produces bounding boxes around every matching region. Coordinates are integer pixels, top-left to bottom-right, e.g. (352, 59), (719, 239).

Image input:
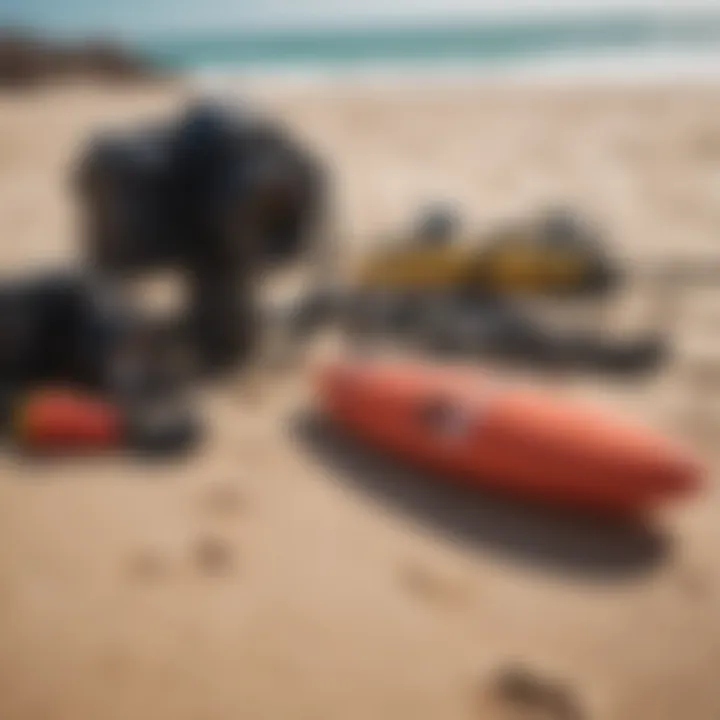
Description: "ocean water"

(137, 12), (720, 81)
(4, 2), (720, 80)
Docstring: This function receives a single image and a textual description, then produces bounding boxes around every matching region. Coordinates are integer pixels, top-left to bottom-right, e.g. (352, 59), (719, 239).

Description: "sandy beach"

(1, 78), (720, 720)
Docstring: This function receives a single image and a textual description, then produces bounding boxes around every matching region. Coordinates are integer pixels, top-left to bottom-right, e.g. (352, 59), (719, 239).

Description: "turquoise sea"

(140, 14), (720, 75)
(4, 2), (720, 79)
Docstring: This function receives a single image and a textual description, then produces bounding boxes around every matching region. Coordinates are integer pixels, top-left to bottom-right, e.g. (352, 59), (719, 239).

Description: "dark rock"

(0, 29), (156, 89)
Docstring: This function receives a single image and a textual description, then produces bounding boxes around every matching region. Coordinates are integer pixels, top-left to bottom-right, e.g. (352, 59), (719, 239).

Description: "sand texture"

(1, 80), (720, 720)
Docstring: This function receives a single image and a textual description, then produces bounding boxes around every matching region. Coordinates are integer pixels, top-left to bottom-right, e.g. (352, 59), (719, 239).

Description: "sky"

(2, 0), (720, 38)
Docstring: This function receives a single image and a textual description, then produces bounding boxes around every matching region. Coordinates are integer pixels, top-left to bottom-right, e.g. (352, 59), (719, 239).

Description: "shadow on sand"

(290, 410), (671, 581)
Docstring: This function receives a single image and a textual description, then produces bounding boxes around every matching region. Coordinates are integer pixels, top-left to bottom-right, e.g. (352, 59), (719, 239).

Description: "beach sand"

(1, 78), (720, 720)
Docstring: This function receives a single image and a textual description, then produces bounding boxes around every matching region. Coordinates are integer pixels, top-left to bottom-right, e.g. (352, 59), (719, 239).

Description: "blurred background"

(4, 0), (720, 78)
(1, 2), (720, 720)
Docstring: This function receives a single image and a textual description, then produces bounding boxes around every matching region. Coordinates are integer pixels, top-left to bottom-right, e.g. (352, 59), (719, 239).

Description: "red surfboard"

(316, 359), (701, 514)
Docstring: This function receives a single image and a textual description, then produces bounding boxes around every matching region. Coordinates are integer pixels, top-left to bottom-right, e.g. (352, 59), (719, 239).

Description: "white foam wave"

(189, 46), (720, 93)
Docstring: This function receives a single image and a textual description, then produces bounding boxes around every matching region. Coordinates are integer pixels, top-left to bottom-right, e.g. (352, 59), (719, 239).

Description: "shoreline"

(187, 48), (720, 95)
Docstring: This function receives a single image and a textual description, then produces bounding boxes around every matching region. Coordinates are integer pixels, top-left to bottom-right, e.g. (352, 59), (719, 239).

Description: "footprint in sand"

(192, 534), (237, 576)
(397, 560), (472, 608)
(126, 548), (170, 582)
(477, 664), (587, 720)
(199, 481), (247, 519)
